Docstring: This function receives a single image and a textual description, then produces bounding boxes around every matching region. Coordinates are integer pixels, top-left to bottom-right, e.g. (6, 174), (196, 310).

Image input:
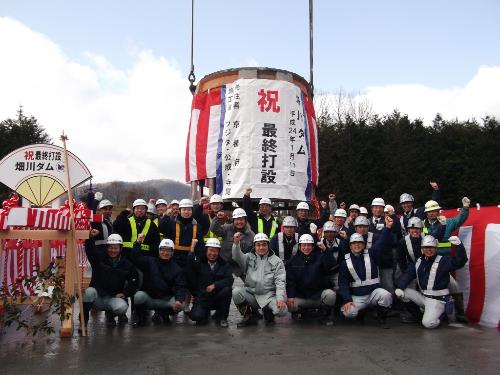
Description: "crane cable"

(188, 0), (196, 94)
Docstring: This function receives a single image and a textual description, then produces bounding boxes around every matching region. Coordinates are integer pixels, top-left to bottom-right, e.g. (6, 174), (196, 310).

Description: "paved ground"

(1, 303), (498, 375)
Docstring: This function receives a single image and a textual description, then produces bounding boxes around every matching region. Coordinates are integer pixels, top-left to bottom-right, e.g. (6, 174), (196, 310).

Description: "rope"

(188, 0), (196, 94)
(309, 0), (314, 98)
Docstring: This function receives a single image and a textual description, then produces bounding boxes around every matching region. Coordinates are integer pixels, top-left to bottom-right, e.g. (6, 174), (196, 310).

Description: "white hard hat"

(407, 217), (424, 229)
(424, 200), (441, 212)
(399, 193), (414, 204)
(359, 206), (368, 215)
(259, 198), (272, 206)
(133, 199), (148, 208)
(232, 208), (247, 219)
(170, 199), (180, 206)
(107, 234), (123, 245)
(159, 239), (174, 249)
(334, 209), (347, 218)
(349, 233), (365, 244)
(384, 204), (394, 213)
(296, 202), (309, 211)
(179, 199), (193, 208)
(299, 234), (315, 244)
(209, 194), (223, 204)
(253, 233), (270, 243)
(354, 216), (370, 226)
(98, 199), (113, 210)
(348, 204), (360, 211)
(205, 238), (221, 248)
(323, 221), (337, 232)
(421, 235), (438, 248)
(147, 203), (156, 214)
(282, 216), (298, 227)
(371, 198), (385, 207)
(155, 199), (168, 207)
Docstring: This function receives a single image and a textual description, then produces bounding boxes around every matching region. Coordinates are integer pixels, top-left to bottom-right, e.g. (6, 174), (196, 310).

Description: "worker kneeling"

(232, 232), (287, 327)
(286, 234), (336, 326)
(185, 238), (234, 327)
(395, 235), (468, 329)
(131, 238), (186, 326)
(338, 216), (394, 328)
(83, 231), (139, 328)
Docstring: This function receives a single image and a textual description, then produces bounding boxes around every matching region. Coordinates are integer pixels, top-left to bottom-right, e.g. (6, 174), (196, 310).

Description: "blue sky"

(1, 1), (499, 182)
(4, 0), (499, 91)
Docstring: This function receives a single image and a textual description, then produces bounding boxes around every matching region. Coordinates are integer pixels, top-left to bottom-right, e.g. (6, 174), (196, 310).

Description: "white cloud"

(0, 17), (192, 183)
(321, 66), (500, 124)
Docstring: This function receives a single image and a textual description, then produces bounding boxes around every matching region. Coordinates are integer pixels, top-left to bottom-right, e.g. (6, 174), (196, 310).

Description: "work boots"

(400, 302), (422, 324)
(78, 302), (92, 334)
(262, 307), (275, 325)
(132, 305), (148, 327)
(105, 311), (117, 327)
(236, 303), (257, 328)
(377, 306), (390, 329)
(320, 307), (335, 326)
(452, 293), (469, 324)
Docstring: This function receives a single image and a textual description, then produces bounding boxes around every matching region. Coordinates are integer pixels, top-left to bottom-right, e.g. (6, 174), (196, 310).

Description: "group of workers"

(82, 181), (470, 332)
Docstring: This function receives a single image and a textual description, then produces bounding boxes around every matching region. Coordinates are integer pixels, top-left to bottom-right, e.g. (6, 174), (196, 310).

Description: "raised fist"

(216, 211), (225, 220)
(385, 215), (394, 229)
(430, 181), (439, 190)
(448, 236), (462, 246)
(462, 197), (471, 208)
(438, 216), (447, 225)
(233, 232), (242, 244)
(245, 187), (252, 196)
(328, 193), (336, 200)
(320, 201), (327, 209)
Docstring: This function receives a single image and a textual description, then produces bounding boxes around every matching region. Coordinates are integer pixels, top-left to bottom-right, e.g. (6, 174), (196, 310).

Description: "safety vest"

(422, 226), (451, 248)
(404, 233), (425, 262)
(203, 215), (223, 242)
(174, 221), (198, 251)
(257, 216), (278, 238)
(277, 232), (299, 260)
(345, 250), (380, 288)
(123, 216), (151, 251)
(153, 218), (164, 240)
(416, 255), (449, 297)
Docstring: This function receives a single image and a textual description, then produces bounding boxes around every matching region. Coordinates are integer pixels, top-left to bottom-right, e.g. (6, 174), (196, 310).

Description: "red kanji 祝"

(257, 89), (281, 113)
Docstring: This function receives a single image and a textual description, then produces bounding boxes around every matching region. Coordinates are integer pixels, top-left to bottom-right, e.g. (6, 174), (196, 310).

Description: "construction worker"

(159, 199), (204, 269)
(146, 203), (158, 224)
(209, 208), (255, 276)
(155, 199), (169, 218)
(345, 204), (361, 227)
(83, 231), (139, 329)
(242, 188), (280, 238)
(232, 232), (287, 327)
(91, 199), (114, 249)
(193, 194), (222, 240)
(338, 216), (394, 328)
(286, 234), (336, 326)
(270, 216), (299, 262)
(369, 198), (399, 295)
(359, 206), (369, 217)
(395, 235), (468, 329)
(333, 208), (349, 234)
(113, 198), (160, 258)
(399, 181), (440, 236)
(186, 238), (234, 327)
(423, 197), (471, 322)
(169, 199), (180, 217)
(294, 201), (329, 237)
(317, 220), (346, 291)
(130, 238), (186, 326)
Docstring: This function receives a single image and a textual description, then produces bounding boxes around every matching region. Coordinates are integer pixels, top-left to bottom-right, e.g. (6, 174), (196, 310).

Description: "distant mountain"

(82, 179), (191, 207)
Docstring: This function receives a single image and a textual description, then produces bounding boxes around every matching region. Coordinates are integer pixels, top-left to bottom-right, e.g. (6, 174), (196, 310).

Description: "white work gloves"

(462, 197), (471, 208)
(448, 236), (462, 246)
(309, 223), (318, 234)
(438, 216), (447, 225)
(395, 289), (405, 299)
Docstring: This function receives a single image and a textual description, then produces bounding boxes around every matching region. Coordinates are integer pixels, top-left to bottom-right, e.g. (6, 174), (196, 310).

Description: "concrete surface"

(1, 302), (498, 375)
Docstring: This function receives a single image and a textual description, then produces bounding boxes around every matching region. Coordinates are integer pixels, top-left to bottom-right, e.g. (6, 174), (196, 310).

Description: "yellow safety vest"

(203, 215), (223, 242)
(174, 221), (198, 251)
(257, 216), (278, 238)
(123, 216), (151, 251)
(153, 218), (164, 240)
(423, 227), (451, 248)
